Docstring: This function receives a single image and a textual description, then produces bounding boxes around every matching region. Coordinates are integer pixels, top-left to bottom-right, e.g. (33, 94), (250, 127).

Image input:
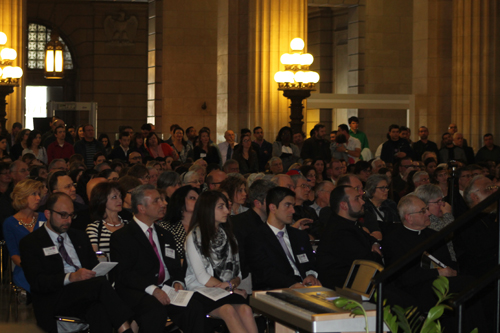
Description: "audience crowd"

(1, 116), (500, 332)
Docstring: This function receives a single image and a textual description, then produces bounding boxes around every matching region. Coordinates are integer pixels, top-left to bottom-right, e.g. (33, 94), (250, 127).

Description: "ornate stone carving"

(104, 11), (138, 45)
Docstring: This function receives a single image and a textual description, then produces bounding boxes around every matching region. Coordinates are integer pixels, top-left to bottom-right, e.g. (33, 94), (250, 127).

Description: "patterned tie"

(57, 235), (79, 270)
(276, 231), (296, 265)
(148, 228), (165, 285)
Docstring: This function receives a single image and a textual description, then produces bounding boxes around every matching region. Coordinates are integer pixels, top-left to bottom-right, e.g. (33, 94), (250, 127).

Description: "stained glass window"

(27, 23), (73, 70)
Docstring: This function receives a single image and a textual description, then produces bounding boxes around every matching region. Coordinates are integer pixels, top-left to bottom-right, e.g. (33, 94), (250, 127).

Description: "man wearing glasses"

(392, 156), (417, 196)
(290, 174), (318, 239)
(20, 193), (134, 333)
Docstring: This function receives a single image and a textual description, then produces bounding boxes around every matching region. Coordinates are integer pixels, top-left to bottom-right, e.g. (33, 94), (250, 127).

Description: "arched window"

(27, 23), (73, 70)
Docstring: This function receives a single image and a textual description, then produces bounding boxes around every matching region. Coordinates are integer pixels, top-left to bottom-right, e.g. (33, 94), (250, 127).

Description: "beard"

(347, 201), (365, 219)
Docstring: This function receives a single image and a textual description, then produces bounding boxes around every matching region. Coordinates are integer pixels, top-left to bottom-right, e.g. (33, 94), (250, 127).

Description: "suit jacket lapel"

(287, 227), (306, 278)
(263, 224), (292, 265)
(130, 220), (158, 261)
(38, 227), (65, 273)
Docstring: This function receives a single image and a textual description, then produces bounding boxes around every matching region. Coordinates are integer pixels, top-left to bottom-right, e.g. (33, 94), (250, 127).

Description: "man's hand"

(442, 202), (452, 215)
(438, 267), (457, 277)
(173, 282), (184, 291)
(292, 218), (312, 230)
(371, 243), (382, 256)
(69, 268), (96, 283)
(303, 275), (321, 287)
(153, 288), (171, 305)
(396, 152), (407, 159)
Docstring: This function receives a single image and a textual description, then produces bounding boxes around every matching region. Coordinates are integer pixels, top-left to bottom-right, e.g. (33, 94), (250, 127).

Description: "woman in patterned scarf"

(185, 190), (258, 332)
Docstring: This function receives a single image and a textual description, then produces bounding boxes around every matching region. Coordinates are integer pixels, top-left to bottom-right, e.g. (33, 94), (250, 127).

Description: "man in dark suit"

(316, 185), (383, 289)
(247, 187), (321, 290)
(107, 131), (131, 162)
(19, 193), (134, 333)
(231, 179), (276, 280)
(110, 184), (205, 333)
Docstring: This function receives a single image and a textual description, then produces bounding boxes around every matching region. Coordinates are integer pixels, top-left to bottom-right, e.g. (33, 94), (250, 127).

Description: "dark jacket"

(380, 139), (414, 164)
(362, 198), (401, 237)
(301, 137), (331, 162)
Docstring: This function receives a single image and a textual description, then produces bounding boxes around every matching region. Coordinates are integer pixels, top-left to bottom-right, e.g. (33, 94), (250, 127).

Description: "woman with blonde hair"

(3, 179), (46, 293)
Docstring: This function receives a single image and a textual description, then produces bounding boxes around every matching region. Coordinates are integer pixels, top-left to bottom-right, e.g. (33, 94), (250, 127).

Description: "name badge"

(43, 246), (59, 256)
(297, 253), (309, 264)
(39, 221), (45, 228)
(200, 153), (207, 158)
(165, 246), (175, 259)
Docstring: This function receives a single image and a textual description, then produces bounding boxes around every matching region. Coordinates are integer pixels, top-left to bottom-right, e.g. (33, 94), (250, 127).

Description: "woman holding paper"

(87, 182), (128, 258)
(185, 191), (258, 333)
(3, 179), (47, 294)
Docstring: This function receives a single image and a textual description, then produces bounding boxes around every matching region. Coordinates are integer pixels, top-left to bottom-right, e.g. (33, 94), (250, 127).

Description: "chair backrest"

(343, 259), (384, 299)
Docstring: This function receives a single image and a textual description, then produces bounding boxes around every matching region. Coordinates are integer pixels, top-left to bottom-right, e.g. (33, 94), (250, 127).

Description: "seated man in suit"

(247, 186), (321, 290)
(316, 185), (383, 289)
(110, 184), (206, 333)
(19, 193), (134, 333)
(231, 179), (277, 282)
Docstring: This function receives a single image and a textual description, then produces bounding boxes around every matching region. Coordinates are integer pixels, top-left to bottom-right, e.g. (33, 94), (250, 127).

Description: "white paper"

(92, 262), (118, 277)
(161, 285), (194, 307)
(194, 287), (231, 301)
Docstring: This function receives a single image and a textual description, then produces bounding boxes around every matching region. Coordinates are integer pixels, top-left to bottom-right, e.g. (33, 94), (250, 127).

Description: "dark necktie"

(148, 228), (165, 284)
(227, 144), (233, 160)
(57, 235), (79, 270)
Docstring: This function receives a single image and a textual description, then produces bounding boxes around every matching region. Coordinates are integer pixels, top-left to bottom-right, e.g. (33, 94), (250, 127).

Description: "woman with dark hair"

(130, 132), (150, 159)
(3, 179), (46, 293)
(424, 157), (438, 177)
(185, 190), (258, 332)
(23, 130), (48, 165)
(76, 169), (99, 205)
(353, 160), (372, 184)
(87, 181), (127, 257)
(232, 134), (258, 175)
(363, 174), (400, 239)
(77, 125), (85, 141)
(98, 169), (120, 181)
(158, 185), (199, 260)
(170, 126), (193, 163)
(219, 175), (248, 215)
(299, 164), (317, 203)
(29, 165), (48, 180)
(272, 126), (301, 172)
(127, 164), (150, 185)
(145, 132), (177, 160)
(0, 135), (8, 159)
(312, 158), (326, 183)
(433, 166), (449, 196)
(99, 133), (112, 156)
(10, 128), (30, 161)
(193, 128), (221, 166)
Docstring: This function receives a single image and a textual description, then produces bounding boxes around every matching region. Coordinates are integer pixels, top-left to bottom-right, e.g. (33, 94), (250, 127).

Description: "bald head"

(207, 170), (227, 190)
(87, 177), (106, 200)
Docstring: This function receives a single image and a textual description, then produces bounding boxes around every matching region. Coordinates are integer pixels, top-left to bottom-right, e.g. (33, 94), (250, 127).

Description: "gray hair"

(248, 179), (277, 208)
(414, 184), (442, 204)
(371, 158), (383, 169)
(269, 156), (282, 166)
(182, 171), (198, 184)
(463, 175), (486, 207)
(222, 159), (239, 173)
(94, 162), (110, 173)
(131, 184), (157, 214)
(48, 158), (66, 171)
(397, 194), (421, 221)
(413, 171), (429, 183)
(247, 172), (265, 188)
(364, 174), (389, 199)
(290, 174), (307, 186)
(157, 171), (181, 189)
(10, 160), (26, 173)
(314, 181), (334, 199)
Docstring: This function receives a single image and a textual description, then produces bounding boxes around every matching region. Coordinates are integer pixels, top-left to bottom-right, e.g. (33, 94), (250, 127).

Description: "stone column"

(148, 0), (163, 132)
(246, 0), (308, 139)
(0, 0), (25, 127)
(412, 0), (453, 144)
(452, 0), (498, 149)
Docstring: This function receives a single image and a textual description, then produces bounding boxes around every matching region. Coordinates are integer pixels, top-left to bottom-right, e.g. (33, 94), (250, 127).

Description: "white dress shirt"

(45, 225), (82, 285)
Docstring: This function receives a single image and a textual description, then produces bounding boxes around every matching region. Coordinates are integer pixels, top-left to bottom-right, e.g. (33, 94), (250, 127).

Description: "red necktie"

(148, 228), (165, 284)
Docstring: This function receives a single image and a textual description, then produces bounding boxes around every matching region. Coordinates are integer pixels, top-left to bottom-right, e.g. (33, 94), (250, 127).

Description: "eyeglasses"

(400, 165), (412, 169)
(375, 186), (389, 191)
(188, 180), (202, 185)
(299, 183), (312, 190)
(352, 186), (366, 194)
(472, 185), (499, 193)
(50, 210), (78, 220)
(428, 198), (444, 205)
(61, 183), (75, 190)
(408, 207), (428, 215)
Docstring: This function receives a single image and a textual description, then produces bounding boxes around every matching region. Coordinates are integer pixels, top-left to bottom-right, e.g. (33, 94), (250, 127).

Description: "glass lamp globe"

(0, 32), (7, 45)
(290, 38), (305, 51)
(1, 48), (17, 60)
